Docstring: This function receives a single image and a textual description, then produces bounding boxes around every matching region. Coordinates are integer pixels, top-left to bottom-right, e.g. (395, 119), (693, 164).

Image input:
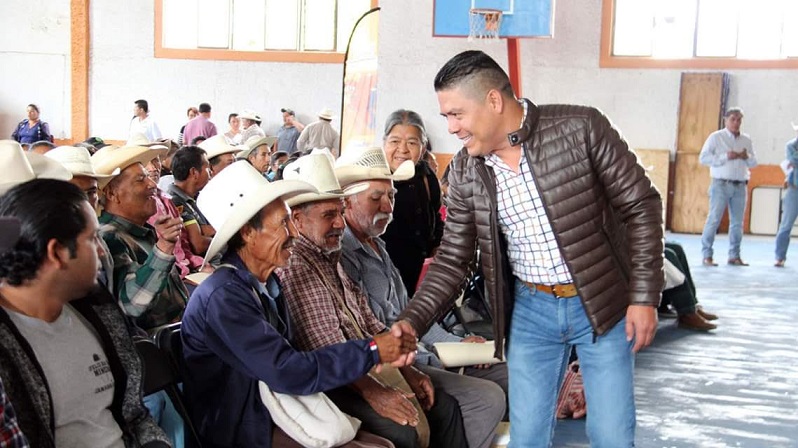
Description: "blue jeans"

(507, 282), (636, 448)
(775, 186), (798, 261)
(701, 179), (748, 259)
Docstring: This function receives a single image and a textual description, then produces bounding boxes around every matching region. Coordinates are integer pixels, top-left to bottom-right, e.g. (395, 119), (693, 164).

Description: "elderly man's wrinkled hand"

(373, 330), (418, 365)
(400, 366), (435, 411)
(362, 386), (419, 426)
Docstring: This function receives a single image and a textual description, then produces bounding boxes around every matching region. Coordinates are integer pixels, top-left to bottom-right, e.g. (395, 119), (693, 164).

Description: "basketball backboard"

(433, 0), (554, 38)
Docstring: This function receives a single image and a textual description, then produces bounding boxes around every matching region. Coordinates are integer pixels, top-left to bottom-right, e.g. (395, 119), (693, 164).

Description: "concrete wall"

(377, 0), (798, 164)
(1, 0), (795, 164)
(0, 0), (71, 140)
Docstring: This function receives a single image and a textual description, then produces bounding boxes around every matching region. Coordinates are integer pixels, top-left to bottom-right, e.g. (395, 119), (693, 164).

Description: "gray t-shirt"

(5, 304), (125, 448)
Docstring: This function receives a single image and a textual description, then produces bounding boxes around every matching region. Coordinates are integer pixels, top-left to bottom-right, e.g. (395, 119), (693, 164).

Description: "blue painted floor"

(550, 233), (798, 448)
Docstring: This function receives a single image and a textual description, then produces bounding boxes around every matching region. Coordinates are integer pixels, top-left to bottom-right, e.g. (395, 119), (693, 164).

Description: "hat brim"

(285, 182), (369, 207)
(0, 153), (73, 195)
(202, 179), (317, 264)
(92, 146), (168, 175)
(335, 160), (415, 187)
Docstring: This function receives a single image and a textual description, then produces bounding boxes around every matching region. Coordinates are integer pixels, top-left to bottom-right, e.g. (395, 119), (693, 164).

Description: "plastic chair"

(135, 334), (202, 448)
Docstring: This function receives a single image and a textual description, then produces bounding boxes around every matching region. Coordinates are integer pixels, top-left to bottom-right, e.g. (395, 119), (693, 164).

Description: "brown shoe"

(696, 306), (718, 321)
(727, 258), (749, 266)
(678, 312), (717, 331)
(702, 257), (718, 266)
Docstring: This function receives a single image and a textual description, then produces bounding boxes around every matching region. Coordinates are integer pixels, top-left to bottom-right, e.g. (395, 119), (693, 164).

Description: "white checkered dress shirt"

(484, 152), (574, 285)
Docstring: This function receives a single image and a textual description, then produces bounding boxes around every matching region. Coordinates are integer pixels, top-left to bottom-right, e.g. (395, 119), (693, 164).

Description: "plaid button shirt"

(0, 380), (29, 448)
(276, 235), (386, 351)
(484, 152), (574, 285)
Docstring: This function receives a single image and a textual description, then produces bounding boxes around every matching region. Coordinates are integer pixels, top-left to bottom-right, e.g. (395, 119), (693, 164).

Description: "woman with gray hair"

(380, 109), (444, 296)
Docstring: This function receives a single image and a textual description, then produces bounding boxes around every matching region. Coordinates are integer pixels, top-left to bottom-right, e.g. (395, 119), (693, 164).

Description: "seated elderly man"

(164, 146), (215, 256)
(182, 161), (413, 448)
(238, 135), (277, 176)
(0, 179), (170, 447)
(200, 135), (242, 177)
(276, 153), (469, 448)
(45, 145), (119, 290)
(93, 144), (188, 332)
(335, 148), (508, 444)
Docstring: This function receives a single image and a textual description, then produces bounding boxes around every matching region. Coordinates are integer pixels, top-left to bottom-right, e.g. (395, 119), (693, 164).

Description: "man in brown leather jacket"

(393, 50), (665, 447)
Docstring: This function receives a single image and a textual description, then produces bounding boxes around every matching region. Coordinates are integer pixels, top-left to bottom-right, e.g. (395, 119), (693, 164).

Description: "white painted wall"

(0, 0), (71, 140)
(377, 0), (798, 164)
(89, 0), (344, 141)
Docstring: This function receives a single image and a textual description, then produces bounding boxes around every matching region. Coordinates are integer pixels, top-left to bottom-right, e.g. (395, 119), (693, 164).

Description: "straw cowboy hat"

(199, 135), (242, 160)
(282, 149), (368, 207)
(237, 135), (278, 160)
(127, 133), (170, 150)
(0, 217), (21, 252)
(197, 160), (317, 263)
(317, 108), (335, 121)
(335, 146), (415, 188)
(0, 140), (72, 194)
(45, 146), (120, 188)
(92, 143), (168, 176)
(238, 109), (260, 121)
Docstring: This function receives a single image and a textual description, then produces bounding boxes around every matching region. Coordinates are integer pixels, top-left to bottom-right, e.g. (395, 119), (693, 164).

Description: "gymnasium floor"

(502, 233), (798, 448)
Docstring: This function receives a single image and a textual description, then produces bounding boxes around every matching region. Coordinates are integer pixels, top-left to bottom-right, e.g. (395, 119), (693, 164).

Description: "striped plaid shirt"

(276, 235), (386, 351)
(99, 212), (188, 331)
(0, 380), (28, 448)
(484, 152), (574, 285)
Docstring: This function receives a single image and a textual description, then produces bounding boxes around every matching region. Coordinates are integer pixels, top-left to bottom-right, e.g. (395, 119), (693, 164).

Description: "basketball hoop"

(468, 8), (503, 41)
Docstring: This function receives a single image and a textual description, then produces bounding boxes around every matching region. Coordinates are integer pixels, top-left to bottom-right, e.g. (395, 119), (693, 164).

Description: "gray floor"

(551, 233), (798, 448)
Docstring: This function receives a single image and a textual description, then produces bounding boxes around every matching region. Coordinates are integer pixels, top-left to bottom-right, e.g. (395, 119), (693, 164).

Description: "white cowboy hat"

(199, 135), (242, 160)
(0, 140), (72, 194)
(238, 109), (260, 121)
(335, 146), (415, 188)
(237, 135), (278, 160)
(197, 160), (317, 263)
(45, 146), (120, 188)
(282, 149), (368, 207)
(92, 144), (168, 176)
(317, 108), (335, 121)
(127, 133), (170, 150)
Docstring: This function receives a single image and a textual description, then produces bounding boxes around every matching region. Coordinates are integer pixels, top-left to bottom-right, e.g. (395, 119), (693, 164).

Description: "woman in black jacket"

(380, 110), (444, 296)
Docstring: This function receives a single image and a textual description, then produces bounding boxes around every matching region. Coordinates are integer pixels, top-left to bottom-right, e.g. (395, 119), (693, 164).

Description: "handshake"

(372, 320), (419, 371)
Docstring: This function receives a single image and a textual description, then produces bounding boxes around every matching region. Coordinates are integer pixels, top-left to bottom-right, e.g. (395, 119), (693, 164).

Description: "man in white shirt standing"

(698, 107), (758, 266)
(296, 108), (340, 157)
(129, 99), (162, 142)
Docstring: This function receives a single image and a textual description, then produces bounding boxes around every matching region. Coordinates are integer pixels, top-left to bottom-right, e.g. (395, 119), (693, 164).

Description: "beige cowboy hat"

(282, 148), (368, 207)
(335, 146), (415, 188)
(238, 109), (260, 121)
(127, 133), (170, 150)
(45, 146), (120, 188)
(92, 143), (168, 176)
(0, 140), (72, 194)
(199, 135), (243, 160)
(317, 108), (335, 121)
(197, 160), (317, 264)
(237, 135), (278, 160)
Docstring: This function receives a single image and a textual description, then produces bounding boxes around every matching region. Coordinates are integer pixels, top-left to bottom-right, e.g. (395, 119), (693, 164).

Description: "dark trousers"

(326, 385), (467, 448)
(662, 242), (698, 315)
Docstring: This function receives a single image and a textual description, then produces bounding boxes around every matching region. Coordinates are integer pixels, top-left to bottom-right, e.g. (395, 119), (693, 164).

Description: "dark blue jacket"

(181, 253), (379, 448)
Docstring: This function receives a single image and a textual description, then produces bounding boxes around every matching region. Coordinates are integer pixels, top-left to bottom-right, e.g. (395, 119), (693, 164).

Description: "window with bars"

(603, 0), (798, 67)
(158, 0), (371, 61)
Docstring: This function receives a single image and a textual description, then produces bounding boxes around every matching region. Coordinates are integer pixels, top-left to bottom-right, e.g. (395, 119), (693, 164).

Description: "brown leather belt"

(520, 280), (578, 298)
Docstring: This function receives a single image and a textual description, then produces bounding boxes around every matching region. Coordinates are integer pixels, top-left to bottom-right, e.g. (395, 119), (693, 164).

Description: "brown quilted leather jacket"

(398, 101), (664, 358)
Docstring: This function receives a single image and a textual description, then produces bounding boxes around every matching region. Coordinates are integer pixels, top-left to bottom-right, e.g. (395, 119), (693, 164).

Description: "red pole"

(507, 37), (522, 97)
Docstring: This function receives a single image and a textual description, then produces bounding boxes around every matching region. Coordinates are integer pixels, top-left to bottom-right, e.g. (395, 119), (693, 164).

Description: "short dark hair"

(190, 135), (207, 145)
(0, 179), (88, 286)
(226, 208), (266, 253)
(135, 99), (149, 113)
(199, 103), (212, 114)
(187, 106), (198, 116)
(228, 113), (238, 123)
(270, 151), (288, 165)
(433, 50), (514, 99)
(171, 146), (207, 181)
(27, 104), (40, 114)
(29, 141), (55, 152)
